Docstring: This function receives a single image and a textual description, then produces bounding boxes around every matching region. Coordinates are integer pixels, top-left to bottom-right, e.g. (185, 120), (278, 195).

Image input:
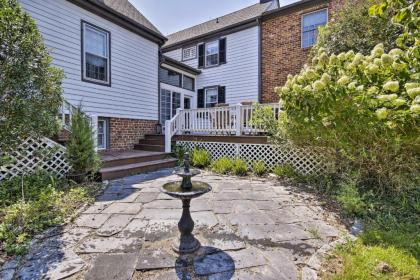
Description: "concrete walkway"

(5, 169), (348, 280)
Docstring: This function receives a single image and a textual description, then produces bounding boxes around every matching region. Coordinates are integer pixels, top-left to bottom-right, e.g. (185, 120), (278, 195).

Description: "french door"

(160, 89), (181, 128)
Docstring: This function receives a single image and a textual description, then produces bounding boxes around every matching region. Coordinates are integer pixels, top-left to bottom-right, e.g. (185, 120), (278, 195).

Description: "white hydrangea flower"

(337, 76), (351, 86)
(368, 86), (379, 95)
(353, 53), (364, 65)
(348, 81), (357, 90)
(392, 98), (406, 107)
(319, 52), (329, 65)
(407, 87), (420, 99)
(377, 94), (397, 102)
(410, 104), (420, 114)
(405, 83), (420, 90)
(371, 43), (384, 57)
(338, 53), (346, 61)
(381, 54), (393, 66)
(329, 54), (338, 64)
(389, 48), (404, 58)
(376, 108), (389, 120)
(313, 80), (326, 91)
(383, 81), (399, 92)
(367, 64), (380, 74)
(321, 73), (331, 85)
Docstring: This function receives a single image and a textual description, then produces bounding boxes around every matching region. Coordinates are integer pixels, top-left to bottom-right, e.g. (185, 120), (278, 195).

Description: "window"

(301, 9), (328, 48)
(159, 67), (182, 87)
(183, 75), (195, 91)
(97, 118), (108, 150)
(82, 22), (110, 85)
(182, 46), (197, 61)
(205, 40), (219, 67)
(205, 87), (218, 108)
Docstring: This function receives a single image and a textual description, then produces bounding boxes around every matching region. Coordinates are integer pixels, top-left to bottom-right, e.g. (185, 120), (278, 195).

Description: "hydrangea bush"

(277, 43), (419, 190)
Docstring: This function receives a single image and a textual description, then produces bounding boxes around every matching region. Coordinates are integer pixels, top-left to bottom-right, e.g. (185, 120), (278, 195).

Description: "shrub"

(336, 180), (366, 217)
(232, 158), (248, 176)
(276, 43), (419, 192)
(0, 185), (93, 256)
(273, 164), (297, 179)
(313, 0), (400, 56)
(0, 171), (56, 207)
(252, 160), (266, 177)
(66, 106), (101, 176)
(0, 0), (63, 152)
(172, 145), (187, 165)
(211, 157), (234, 174)
(191, 148), (211, 168)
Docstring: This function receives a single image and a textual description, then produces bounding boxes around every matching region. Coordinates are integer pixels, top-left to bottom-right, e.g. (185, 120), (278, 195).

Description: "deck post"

(165, 120), (172, 153)
(235, 104), (242, 136)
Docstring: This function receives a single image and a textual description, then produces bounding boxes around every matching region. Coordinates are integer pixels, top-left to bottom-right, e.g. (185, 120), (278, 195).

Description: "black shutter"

(218, 86), (226, 104)
(219, 38), (226, 64)
(198, 44), (205, 68)
(197, 89), (205, 108)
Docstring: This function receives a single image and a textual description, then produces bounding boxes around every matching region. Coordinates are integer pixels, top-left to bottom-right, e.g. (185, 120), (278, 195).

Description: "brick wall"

(109, 118), (158, 151)
(261, 0), (344, 103)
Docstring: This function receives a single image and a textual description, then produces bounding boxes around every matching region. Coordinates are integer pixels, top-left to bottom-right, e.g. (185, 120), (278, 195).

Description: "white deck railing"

(165, 103), (280, 152)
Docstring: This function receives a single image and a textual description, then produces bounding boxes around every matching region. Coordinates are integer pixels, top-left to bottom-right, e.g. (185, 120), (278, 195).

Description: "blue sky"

(128, 0), (300, 35)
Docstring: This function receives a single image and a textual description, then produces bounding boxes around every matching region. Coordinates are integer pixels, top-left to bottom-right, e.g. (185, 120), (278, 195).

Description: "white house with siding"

(19, 0), (166, 151)
(162, 0), (279, 112)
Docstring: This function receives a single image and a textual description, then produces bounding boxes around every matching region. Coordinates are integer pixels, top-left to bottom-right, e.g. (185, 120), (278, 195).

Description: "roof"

(164, 2), (272, 48)
(92, 0), (164, 37)
(161, 56), (201, 75)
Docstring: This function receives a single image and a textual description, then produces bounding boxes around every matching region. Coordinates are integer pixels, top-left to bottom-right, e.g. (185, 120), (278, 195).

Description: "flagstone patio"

(5, 169), (351, 280)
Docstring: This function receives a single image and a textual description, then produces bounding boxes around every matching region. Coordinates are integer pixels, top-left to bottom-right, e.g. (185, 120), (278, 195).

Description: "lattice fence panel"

(177, 141), (329, 175)
(0, 137), (71, 181)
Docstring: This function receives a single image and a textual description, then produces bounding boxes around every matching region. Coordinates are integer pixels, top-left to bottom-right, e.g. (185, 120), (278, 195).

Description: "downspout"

(257, 17), (262, 103)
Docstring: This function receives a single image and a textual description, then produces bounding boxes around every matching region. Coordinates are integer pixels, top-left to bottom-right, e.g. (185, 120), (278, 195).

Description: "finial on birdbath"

(184, 153), (190, 174)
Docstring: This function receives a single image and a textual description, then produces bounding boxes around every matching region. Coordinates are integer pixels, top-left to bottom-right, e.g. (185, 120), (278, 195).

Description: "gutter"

(67, 0), (167, 45)
(263, 0), (326, 18)
(162, 17), (260, 52)
(161, 56), (202, 75)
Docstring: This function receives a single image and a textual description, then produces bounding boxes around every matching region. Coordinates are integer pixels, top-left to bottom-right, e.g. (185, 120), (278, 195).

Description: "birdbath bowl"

(160, 153), (212, 254)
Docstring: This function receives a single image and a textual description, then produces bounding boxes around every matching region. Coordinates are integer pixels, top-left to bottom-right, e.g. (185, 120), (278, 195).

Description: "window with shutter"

(197, 89), (205, 108)
(218, 86), (226, 104)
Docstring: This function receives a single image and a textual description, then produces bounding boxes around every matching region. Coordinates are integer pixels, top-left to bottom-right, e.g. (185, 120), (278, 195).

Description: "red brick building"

(261, 0), (344, 103)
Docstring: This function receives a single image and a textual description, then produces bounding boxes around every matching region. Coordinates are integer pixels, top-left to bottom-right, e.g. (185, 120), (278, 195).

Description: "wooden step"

(100, 158), (178, 181)
(134, 144), (165, 152)
(101, 151), (171, 168)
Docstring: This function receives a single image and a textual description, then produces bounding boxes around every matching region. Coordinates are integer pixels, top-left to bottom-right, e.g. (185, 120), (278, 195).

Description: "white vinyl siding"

(164, 26), (260, 104)
(19, 0), (160, 120)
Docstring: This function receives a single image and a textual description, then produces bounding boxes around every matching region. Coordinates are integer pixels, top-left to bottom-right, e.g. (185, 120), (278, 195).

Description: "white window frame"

(205, 40), (219, 67)
(182, 46), (197, 61)
(205, 87), (218, 108)
(97, 119), (107, 150)
(301, 8), (328, 49)
(82, 21), (110, 85)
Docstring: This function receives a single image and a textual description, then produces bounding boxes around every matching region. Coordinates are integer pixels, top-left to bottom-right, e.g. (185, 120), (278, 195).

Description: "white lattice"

(177, 141), (329, 175)
(0, 137), (71, 181)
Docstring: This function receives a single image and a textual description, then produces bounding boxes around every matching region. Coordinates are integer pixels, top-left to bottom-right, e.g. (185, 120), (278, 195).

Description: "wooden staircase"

(99, 135), (178, 180)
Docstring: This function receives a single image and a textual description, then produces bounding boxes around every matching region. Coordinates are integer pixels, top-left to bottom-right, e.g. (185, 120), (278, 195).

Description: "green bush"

(314, 0), (400, 56)
(0, 0), (63, 153)
(273, 164), (297, 179)
(66, 106), (101, 176)
(232, 158), (248, 176)
(172, 145), (187, 164)
(211, 157), (234, 174)
(277, 42), (419, 192)
(0, 185), (93, 256)
(252, 160), (266, 177)
(0, 171), (56, 207)
(191, 148), (211, 168)
(336, 180), (366, 217)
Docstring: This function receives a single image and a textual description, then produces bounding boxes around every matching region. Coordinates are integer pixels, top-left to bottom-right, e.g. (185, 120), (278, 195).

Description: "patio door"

(160, 89), (181, 130)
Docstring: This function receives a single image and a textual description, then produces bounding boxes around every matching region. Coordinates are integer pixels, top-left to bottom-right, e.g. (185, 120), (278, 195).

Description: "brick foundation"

(261, 0), (344, 103)
(109, 118), (158, 151)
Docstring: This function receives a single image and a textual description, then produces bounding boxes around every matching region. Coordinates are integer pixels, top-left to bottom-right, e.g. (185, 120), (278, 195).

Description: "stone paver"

(102, 202), (143, 214)
(85, 253), (138, 280)
(97, 214), (134, 236)
(12, 169), (347, 280)
(75, 213), (111, 228)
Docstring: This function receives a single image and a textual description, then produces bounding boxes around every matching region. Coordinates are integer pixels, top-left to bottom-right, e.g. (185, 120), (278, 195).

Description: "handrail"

(164, 103), (280, 153)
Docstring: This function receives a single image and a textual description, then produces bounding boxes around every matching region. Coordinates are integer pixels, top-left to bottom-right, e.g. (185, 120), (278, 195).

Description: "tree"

(0, 0), (63, 152)
(313, 0), (402, 55)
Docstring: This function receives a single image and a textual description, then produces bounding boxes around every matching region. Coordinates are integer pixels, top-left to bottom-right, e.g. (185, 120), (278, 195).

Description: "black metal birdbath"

(160, 153), (212, 254)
